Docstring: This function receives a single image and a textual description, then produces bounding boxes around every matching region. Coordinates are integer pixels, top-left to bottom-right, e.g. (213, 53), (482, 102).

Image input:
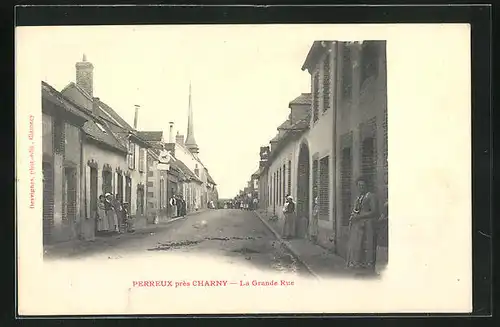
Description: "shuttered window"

(128, 141), (136, 170)
(53, 118), (65, 157)
(361, 42), (379, 86)
(341, 147), (353, 226)
(342, 43), (353, 100)
(138, 148), (145, 172)
(323, 53), (331, 112)
(312, 72), (320, 123)
(319, 156), (330, 220)
(312, 159), (319, 200)
(282, 164), (286, 197)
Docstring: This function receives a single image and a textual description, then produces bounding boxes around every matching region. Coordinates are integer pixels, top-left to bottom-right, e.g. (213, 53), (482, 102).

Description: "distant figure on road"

(282, 195), (296, 239)
(169, 195), (177, 217)
(252, 197), (258, 210)
(346, 176), (379, 275)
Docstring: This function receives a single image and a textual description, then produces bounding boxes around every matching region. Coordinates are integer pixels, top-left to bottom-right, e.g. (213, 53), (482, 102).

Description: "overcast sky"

(38, 25), (312, 198)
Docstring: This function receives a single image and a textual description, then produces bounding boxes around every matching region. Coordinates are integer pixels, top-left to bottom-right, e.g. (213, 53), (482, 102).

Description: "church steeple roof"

(184, 81), (199, 154)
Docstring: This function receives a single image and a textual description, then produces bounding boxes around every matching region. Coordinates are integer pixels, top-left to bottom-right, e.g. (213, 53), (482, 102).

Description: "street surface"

(45, 209), (310, 277)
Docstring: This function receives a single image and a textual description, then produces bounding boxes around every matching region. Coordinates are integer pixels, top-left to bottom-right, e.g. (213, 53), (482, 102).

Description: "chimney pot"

(134, 105), (140, 129)
(168, 122), (174, 143)
(175, 132), (185, 145)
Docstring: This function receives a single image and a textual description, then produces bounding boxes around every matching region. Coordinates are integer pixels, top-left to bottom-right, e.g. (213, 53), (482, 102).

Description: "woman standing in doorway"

(96, 195), (109, 232)
(282, 195), (296, 239)
(309, 196), (319, 243)
(346, 176), (379, 275)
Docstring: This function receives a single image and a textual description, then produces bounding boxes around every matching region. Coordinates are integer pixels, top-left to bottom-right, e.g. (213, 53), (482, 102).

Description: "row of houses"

(252, 40), (388, 261)
(42, 55), (217, 245)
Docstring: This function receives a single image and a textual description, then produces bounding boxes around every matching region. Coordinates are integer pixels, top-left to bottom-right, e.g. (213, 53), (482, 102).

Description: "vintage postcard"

(16, 23), (472, 315)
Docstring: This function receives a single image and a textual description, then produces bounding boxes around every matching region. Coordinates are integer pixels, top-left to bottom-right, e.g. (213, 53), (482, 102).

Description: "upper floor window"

(342, 43), (353, 101)
(312, 72), (320, 123)
(322, 53), (331, 112)
(138, 148), (145, 172)
(360, 42), (379, 86)
(128, 141), (136, 170)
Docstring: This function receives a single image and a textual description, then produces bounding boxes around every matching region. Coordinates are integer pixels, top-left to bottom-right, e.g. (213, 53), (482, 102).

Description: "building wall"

(128, 142), (148, 217)
(266, 137), (299, 217)
(42, 112), (85, 244)
(333, 41), (388, 258)
(82, 142), (128, 220)
(173, 143), (208, 210)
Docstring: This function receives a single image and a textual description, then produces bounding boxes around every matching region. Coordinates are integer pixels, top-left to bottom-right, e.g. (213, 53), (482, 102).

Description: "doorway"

(90, 167), (98, 233)
(63, 166), (77, 240)
(296, 142), (310, 238)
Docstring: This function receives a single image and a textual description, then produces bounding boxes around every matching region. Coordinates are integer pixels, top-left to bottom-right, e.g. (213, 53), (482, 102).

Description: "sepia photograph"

(16, 23), (472, 315)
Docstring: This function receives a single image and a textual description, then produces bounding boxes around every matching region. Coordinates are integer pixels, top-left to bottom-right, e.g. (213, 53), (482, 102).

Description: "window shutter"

(323, 53), (331, 112)
(312, 73), (320, 123)
(319, 156), (329, 220)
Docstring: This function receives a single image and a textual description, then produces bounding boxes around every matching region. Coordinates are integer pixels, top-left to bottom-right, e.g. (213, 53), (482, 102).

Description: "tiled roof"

(43, 81), (127, 153)
(206, 171), (216, 185)
(172, 159), (202, 183)
(98, 100), (134, 130)
(289, 93), (312, 106)
(137, 131), (163, 142)
(270, 134), (282, 143)
(277, 119), (292, 130)
(42, 81), (88, 121)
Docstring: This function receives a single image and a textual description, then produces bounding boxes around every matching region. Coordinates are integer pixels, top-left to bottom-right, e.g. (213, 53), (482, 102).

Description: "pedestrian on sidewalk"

(96, 195), (109, 233)
(170, 195), (178, 218)
(346, 176), (379, 276)
(282, 195), (296, 239)
(309, 196), (319, 243)
(178, 195), (186, 217)
(105, 193), (120, 233)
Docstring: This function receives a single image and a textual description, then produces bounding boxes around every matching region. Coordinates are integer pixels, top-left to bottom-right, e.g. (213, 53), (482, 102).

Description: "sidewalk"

(254, 210), (353, 279)
(44, 208), (210, 258)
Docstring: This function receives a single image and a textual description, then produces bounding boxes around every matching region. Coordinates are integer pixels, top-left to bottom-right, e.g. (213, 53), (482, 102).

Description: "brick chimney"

(134, 105), (140, 129)
(175, 131), (184, 145)
(92, 97), (101, 116)
(76, 54), (94, 97)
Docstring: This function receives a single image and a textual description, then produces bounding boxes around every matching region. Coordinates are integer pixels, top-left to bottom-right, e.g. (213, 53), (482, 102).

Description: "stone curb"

(253, 210), (322, 281)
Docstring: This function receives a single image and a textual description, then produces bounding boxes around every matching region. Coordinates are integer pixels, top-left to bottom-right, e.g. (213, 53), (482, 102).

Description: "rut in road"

(147, 236), (264, 251)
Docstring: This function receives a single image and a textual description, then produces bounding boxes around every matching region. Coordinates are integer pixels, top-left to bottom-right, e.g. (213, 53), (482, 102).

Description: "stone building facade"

(258, 41), (387, 263)
(60, 55), (151, 225)
(42, 81), (88, 244)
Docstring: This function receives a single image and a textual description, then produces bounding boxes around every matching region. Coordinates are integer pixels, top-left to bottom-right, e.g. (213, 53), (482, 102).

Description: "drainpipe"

(79, 128), (86, 239)
(332, 41), (339, 249)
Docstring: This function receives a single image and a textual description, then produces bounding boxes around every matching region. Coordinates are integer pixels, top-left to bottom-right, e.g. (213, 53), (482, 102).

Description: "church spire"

(185, 81), (199, 154)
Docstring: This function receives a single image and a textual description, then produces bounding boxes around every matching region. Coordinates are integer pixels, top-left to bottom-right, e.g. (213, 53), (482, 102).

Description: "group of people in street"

(96, 193), (134, 234)
(224, 197), (259, 211)
(169, 194), (187, 218)
(279, 176), (388, 276)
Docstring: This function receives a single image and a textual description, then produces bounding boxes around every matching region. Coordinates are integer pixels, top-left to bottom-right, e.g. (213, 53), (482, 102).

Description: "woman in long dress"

(105, 193), (119, 233)
(309, 197), (319, 243)
(346, 176), (379, 275)
(282, 195), (296, 239)
(96, 195), (109, 232)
